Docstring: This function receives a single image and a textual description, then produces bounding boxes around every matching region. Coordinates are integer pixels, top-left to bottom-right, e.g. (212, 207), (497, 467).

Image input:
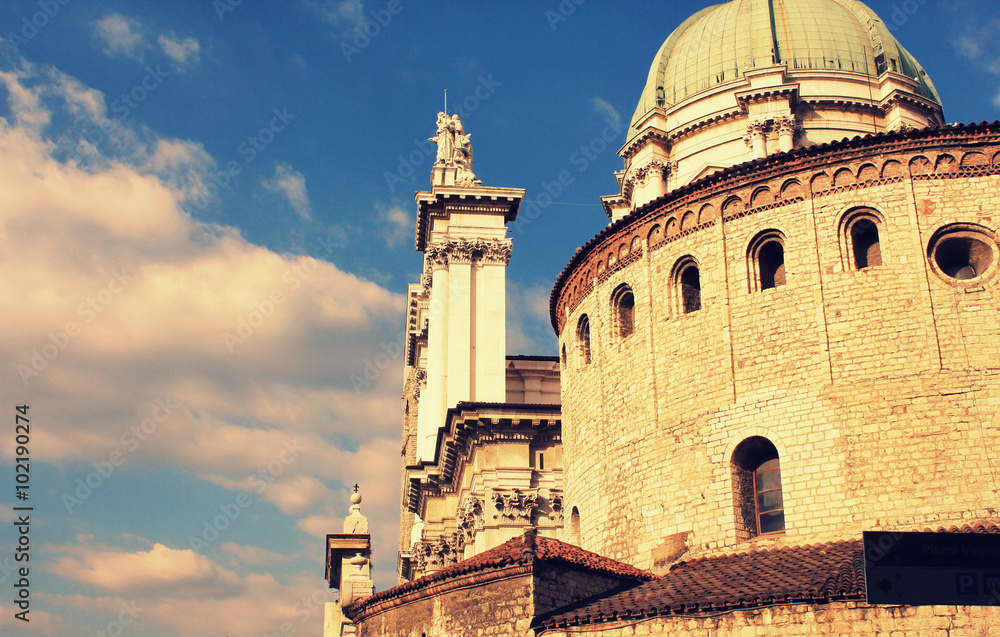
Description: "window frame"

(839, 207), (886, 272)
(747, 230), (787, 292)
(610, 284), (636, 338)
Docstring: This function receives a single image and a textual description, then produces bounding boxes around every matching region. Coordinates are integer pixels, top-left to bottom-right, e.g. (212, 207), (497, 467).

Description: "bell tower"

(406, 113), (525, 462)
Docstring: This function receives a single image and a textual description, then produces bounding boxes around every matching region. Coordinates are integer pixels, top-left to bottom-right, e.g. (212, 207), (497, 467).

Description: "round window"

(927, 224), (999, 284)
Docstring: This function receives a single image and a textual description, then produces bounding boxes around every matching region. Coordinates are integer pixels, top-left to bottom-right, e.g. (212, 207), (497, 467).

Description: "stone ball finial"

(351, 492), (362, 505)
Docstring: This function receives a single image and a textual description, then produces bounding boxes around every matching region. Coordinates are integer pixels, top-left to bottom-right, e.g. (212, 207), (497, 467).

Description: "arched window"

(611, 284), (635, 337)
(673, 257), (701, 314)
(842, 209), (884, 270)
(577, 315), (591, 365)
(748, 231), (786, 291)
(569, 506), (581, 545)
(732, 436), (785, 540)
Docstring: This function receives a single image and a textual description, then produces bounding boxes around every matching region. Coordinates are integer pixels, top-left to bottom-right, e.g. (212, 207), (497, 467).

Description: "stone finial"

(344, 485), (369, 534)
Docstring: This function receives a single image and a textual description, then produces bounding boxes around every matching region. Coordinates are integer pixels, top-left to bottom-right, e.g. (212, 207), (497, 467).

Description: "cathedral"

(324, 0), (1000, 634)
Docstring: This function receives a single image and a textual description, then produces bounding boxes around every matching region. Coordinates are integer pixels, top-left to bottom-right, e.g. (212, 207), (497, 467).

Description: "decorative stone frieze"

(743, 120), (769, 148)
(426, 239), (513, 267)
(425, 244), (450, 269)
(774, 115), (798, 136)
(492, 488), (538, 524)
(548, 490), (564, 524)
(457, 496), (484, 545)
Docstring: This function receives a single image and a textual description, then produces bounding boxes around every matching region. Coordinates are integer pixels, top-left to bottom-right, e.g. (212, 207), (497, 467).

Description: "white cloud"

(307, 0), (367, 37)
(94, 14), (147, 59)
(951, 15), (1000, 112)
(221, 542), (291, 568)
(0, 57), (407, 625)
(591, 96), (622, 130)
(505, 281), (557, 355)
(377, 203), (413, 248)
(48, 542), (245, 598)
(159, 33), (201, 66)
(41, 569), (332, 637)
(262, 163), (312, 220)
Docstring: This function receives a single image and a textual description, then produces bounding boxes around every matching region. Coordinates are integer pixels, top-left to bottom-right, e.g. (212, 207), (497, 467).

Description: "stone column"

(418, 245), (450, 462)
(775, 115), (797, 153)
(473, 241), (511, 401)
(446, 240), (474, 407)
(745, 120), (768, 159)
(644, 160), (666, 202)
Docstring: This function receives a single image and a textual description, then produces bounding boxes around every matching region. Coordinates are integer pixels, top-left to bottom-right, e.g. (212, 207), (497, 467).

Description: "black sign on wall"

(864, 531), (1000, 606)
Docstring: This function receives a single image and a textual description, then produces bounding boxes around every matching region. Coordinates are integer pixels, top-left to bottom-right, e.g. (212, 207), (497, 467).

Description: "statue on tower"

(429, 112), (481, 187)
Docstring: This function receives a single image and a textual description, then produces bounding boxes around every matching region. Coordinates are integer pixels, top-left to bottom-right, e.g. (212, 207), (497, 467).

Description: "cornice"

(549, 121), (1000, 333)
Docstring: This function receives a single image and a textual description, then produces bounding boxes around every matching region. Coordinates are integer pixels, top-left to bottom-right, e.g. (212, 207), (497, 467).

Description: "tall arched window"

(569, 506), (581, 545)
(673, 257), (701, 314)
(748, 231), (787, 292)
(842, 209), (884, 270)
(576, 315), (591, 365)
(611, 284), (635, 337)
(732, 436), (785, 540)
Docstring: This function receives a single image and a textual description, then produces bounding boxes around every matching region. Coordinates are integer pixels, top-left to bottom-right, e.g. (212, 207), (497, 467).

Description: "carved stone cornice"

(491, 488), (538, 524)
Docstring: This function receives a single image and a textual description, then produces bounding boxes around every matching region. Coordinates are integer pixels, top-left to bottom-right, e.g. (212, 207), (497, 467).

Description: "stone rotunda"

(325, 1), (1000, 635)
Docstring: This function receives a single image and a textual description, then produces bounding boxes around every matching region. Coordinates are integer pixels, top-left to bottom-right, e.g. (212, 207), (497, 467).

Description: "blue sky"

(1, 1), (998, 635)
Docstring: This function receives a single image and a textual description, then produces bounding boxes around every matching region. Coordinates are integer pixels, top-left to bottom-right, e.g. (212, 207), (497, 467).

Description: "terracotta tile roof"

(540, 523), (1000, 628)
(540, 540), (865, 628)
(922, 522), (1000, 534)
(349, 530), (654, 617)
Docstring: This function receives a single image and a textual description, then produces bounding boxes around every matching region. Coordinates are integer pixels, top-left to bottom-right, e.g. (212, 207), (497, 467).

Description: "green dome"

(629, 0), (941, 137)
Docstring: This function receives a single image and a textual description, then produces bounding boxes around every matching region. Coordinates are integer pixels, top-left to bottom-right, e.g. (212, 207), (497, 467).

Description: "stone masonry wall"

(357, 572), (534, 637)
(555, 131), (1000, 570)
